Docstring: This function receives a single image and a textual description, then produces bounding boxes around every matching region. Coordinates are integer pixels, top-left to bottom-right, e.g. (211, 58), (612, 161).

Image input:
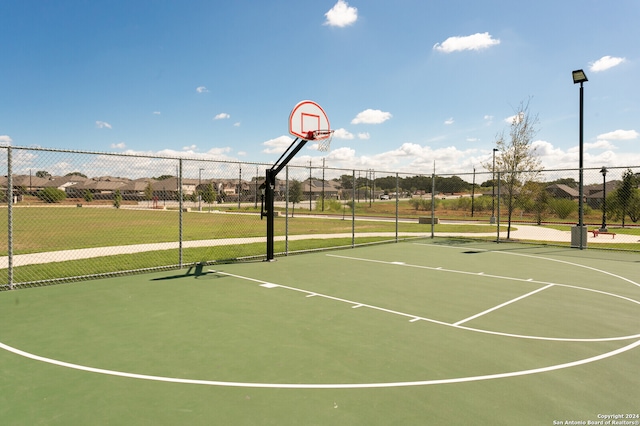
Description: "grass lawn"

(0, 206), (498, 256)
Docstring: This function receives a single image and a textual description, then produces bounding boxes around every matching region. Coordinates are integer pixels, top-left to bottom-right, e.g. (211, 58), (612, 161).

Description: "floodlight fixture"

(572, 69), (588, 84)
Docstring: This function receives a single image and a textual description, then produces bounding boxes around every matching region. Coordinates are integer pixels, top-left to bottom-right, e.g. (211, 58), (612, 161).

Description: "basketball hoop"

(307, 129), (334, 152)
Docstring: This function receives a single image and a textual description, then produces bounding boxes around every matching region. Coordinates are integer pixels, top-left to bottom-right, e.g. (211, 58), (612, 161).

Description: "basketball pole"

(263, 137), (308, 261)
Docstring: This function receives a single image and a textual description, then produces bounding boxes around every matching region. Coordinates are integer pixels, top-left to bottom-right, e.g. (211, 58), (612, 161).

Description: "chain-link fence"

(1, 146), (639, 289)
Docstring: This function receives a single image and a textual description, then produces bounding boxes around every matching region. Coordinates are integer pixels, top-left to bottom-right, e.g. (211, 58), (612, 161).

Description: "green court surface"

(1, 239), (639, 425)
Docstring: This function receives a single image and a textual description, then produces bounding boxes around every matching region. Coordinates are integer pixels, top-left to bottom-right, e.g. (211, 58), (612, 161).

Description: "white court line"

(414, 242), (640, 289)
(454, 284), (554, 326)
(218, 270), (640, 342)
(327, 254), (640, 307)
(3, 262), (640, 389)
(2, 335), (639, 389)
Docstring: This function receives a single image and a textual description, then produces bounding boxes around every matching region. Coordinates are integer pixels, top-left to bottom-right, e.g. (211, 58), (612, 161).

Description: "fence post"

(352, 169), (356, 248)
(178, 159), (183, 267)
(395, 173), (399, 241)
(7, 147), (13, 290)
(431, 173), (436, 239)
(496, 171), (501, 243)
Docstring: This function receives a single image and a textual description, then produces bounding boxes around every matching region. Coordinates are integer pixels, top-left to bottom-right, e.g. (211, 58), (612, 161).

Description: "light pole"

(490, 148), (498, 224)
(599, 166), (607, 232)
(572, 69), (588, 249)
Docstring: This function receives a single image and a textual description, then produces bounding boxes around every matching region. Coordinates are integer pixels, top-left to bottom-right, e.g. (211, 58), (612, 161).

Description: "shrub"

(409, 197), (433, 211)
(548, 198), (576, 219)
(315, 197), (343, 212)
(37, 187), (66, 203)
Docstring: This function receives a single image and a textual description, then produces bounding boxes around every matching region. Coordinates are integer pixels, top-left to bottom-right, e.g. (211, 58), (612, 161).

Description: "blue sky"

(1, 0), (639, 177)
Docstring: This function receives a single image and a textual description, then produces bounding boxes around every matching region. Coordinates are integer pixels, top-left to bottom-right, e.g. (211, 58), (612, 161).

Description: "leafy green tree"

(518, 181), (549, 225)
(337, 175), (353, 190)
(83, 190), (94, 203)
(35, 170), (51, 178)
(200, 183), (216, 207)
(37, 187), (66, 203)
(548, 177), (578, 188)
(66, 172), (87, 178)
(288, 179), (303, 217)
(548, 198), (576, 220)
(113, 189), (122, 208)
(616, 169), (638, 227)
(144, 183), (154, 207)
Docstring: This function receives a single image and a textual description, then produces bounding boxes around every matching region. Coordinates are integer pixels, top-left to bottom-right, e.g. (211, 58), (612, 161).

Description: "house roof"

(546, 183), (579, 197)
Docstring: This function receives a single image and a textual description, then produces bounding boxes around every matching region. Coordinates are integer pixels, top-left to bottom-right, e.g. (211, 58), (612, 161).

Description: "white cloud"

(327, 147), (356, 162)
(433, 32), (500, 53)
(504, 112), (524, 124)
(110, 142), (126, 149)
(262, 135), (295, 154)
(233, 122), (241, 127)
(182, 144), (198, 151)
(196, 86), (208, 93)
(324, 0), (358, 27)
(351, 109), (392, 124)
(333, 128), (354, 140)
(589, 56), (626, 72)
(204, 147), (233, 156)
(96, 121), (112, 129)
(597, 129), (638, 141)
(358, 132), (370, 140)
(585, 140), (616, 151)
(153, 111), (161, 115)
(0, 135), (13, 146)
(214, 113), (230, 120)
(237, 151), (247, 156)
(444, 117), (455, 125)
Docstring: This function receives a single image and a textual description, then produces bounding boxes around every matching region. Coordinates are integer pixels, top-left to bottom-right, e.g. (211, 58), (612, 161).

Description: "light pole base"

(598, 226), (608, 232)
(489, 216), (496, 224)
(571, 225), (588, 249)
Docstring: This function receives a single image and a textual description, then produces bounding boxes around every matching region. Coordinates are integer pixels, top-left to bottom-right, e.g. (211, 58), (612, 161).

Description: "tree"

(200, 183), (216, 208)
(488, 99), (542, 238)
(83, 190), (94, 203)
(549, 177), (578, 188)
(144, 183), (154, 207)
(113, 189), (122, 209)
(288, 179), (303, 217)
(519, 181), (549, 225)
(35, 170), (51, 178)
(614, 169), (639, 226)
(66, 172), (87, 178)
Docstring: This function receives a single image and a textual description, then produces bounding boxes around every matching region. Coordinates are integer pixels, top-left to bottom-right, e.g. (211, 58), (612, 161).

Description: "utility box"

(571, 225), (588, 248)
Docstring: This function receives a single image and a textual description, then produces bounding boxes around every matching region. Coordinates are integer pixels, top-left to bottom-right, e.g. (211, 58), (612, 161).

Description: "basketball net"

(307, 130), (334, 152)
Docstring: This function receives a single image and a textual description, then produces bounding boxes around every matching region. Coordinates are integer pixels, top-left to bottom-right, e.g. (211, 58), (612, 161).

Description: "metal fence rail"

(1, 146), (639, 289)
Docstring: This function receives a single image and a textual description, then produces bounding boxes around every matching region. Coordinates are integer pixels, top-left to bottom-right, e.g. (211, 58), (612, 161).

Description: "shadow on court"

(151, 262), (225, 281)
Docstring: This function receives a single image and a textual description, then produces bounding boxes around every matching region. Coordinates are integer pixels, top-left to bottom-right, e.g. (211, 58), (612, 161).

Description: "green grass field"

(1, 240), (638, 425)
(1, 206), (498, 255)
